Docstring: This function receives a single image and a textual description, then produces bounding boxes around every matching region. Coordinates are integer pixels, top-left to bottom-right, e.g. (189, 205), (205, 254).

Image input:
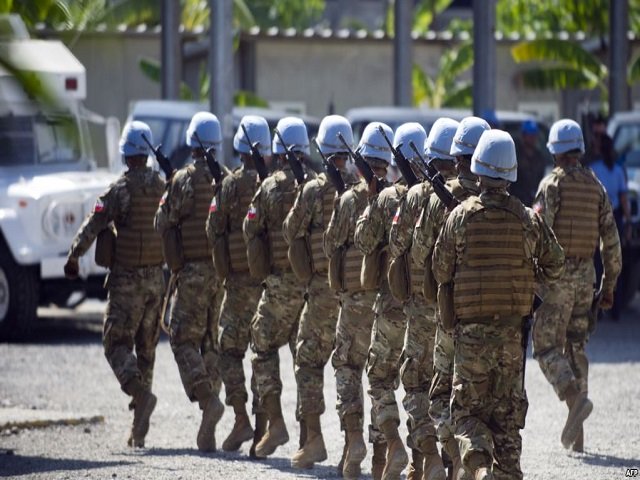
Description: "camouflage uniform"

(388, 180), (439, 453)
(69, 167), (165, 396)
(354, 182), (407, 442)
(412, 175), (479, 453)
(206, 166), (262, 414)
(243, 165), (306, 407)
(154, 158), (223, 404)
(325, 179), (377, 429)
(532, 165), (622, 400)
(283, 172), (339, 419)
(433, 188), (565, 479)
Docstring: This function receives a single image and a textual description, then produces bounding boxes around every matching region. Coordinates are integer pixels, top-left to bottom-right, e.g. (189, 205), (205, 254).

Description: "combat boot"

(571, 426), (583, 452)
(254, 394), (289, 458)
(443, 438), (468, 480)
(222, 400), (254, 452)
(419, 437), (446, 480)
(380, 420), (409, 480)
(372, 441), (387, 480)
(561, 391), (593, 449)
(124, 378), (157, 448)
(406, 449), (423, 480)
(343, 413), (366, 479)
(194, 383), (224, 452)
(299, 419), (307, 449)
(249, 412), (268, 459)
(473, 467), (493, 480)
(291, 414), (327, 469)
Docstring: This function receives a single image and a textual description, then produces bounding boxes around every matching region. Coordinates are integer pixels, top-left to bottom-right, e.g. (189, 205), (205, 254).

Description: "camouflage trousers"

(399, 294), (438, 450)
(331, 289), (377, 431)
(169, 260), (223, 402)
(295, 273), (340, 418)
(533, 259), (594, 399)
(103, 264), (164, 396)
(251, 270), (306, 403)
(366, 288), (407, 442)
(218, 273), (262, 413)
(428, 323), (456, 446)
(452, 321), (528, 480)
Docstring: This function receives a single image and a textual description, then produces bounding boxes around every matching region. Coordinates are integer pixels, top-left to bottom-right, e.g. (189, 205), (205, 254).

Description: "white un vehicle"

(0, 15), (119, 341)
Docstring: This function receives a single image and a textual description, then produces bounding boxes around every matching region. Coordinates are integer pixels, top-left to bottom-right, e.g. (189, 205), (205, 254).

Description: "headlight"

(42, 200), (85, 240)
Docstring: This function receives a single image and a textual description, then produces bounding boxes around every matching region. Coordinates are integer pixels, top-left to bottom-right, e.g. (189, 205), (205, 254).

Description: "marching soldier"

(206, 115), (271, 455)
(326, 122), (391, 479)
(154, 112), (225, 452)
(433, 129), (565, 480)
(243, 117), (309, 459)
(389, 119), (459, 480)
(412, 116), (489, 480)
(354, 122), (410, 480)
(282, 115), (353, 469)
(532, 119), (622, 451)
(64, 121), (165, 448)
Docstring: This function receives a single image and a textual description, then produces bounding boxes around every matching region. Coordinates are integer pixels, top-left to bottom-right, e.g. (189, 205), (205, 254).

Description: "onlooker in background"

(589, 133), (632, 319)
(512, 120), (546, 206)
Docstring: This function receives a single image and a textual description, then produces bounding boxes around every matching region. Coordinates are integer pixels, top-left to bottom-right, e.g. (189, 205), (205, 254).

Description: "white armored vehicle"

(0, 15), (118, 341)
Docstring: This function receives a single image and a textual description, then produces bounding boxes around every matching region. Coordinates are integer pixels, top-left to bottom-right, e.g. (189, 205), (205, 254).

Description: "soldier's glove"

(64, 257), (79, 279)
(599, 290), (614, 310)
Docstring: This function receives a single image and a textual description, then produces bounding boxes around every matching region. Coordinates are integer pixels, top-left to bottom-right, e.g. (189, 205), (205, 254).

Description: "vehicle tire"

(0, 244), (39, 342)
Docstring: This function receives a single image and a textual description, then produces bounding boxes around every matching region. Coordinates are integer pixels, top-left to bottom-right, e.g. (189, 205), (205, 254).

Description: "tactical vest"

(268, 175), (297, 270)
(228, 185), (256, 273)
(182, 167), (214, 261)
(553, 169), (601, 259)
(453, 196), (534, 319)
(310, 185), (336, 273)
(114, 184), (163, 268)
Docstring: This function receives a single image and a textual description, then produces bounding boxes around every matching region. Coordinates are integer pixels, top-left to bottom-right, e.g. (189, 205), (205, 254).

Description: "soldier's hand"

(64, 257), (79, 279)
(600, 290), (614, 310)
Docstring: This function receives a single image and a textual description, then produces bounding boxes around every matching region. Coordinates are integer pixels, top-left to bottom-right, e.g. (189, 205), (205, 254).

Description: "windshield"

(0, 113), (82, 166)
(613, 123), (640, 167)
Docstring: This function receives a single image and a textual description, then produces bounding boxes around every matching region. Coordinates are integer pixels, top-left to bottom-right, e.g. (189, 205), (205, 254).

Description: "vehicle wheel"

(0, 245), (39, 342)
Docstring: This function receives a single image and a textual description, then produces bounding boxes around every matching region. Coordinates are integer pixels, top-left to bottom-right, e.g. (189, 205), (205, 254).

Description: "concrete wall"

(42, 29), (640, 125)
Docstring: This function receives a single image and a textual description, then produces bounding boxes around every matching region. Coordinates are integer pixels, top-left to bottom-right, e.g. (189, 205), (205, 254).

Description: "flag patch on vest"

(159, 191), (167, 206)
(93, 199), (104, 213)
(246, 206), (257, 220)
(392, 207), (401, 225)
(209, 197), (217, 213)
(533, 202), (543, 214)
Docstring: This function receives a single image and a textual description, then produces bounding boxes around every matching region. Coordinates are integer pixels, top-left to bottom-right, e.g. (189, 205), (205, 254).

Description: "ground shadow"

(0, 453), (137, 477)
(576, 450), (639, 469)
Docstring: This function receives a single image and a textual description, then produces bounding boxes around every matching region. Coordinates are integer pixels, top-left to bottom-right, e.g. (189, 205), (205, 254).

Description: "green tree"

(244, 0), (325, 30)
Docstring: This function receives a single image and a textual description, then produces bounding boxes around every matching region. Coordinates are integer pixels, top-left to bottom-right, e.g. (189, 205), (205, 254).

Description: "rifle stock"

(241, 124), (269, 182)
(408, 141), (458, 211)
(274, 128), (306, 185)
(377, 125), (418, 188)
(337, 132), (383, 193)
(314, 139), (345, 194)
(141, 133), (174, 179)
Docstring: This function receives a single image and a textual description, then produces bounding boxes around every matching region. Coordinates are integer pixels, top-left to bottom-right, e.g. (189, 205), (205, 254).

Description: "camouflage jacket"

(534, 165), (622, 292)
(323, 178), (369, 257)
(69, 167), (164, 259)
(433, 188), (565, 287)
(282, 172), (335, 243)
(354, 181), (405, 255)
(388, 180), (433, 260)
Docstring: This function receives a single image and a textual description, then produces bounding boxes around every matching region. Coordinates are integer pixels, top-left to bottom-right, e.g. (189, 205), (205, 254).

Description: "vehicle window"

(0, 116), (35, 166)
(613, 124), (640, 167)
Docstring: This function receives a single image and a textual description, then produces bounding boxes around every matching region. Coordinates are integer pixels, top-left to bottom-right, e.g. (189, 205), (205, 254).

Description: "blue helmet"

(272, 117), (310, 155)
(394, 122), (427, 163)
(358, 122), (393, 164)
(234, 115), (271, 156)
(450, 116), (491, 156)
(317, 115), (353, 155)
(186, 111), (222, 150)
(425, 118), (459, 161)
(119, 120), (152, 157)
(547, 119), (584, 155)
(471, 130), (517, 182)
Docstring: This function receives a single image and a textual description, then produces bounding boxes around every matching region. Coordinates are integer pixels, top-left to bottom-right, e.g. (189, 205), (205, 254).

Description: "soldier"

(389, 120), (460, 480)
(326, 122), (391, 480)
(64, 121), (165, 447)
(282, 115), (352, 469)
(244, 116), (309, 459)
(206, 115), (271, 455)
(354, 122), (411, 480)
(412, 116), (489, 480)
(154, 112), (224, 452)
(532, 119), (622, 451)
(432, 129), (565, 480)
(511, 120), (546, 207)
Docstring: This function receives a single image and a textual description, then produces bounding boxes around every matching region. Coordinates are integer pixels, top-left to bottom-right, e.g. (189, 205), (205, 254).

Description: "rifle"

(377, 125), (419, 188)
(408, 140), (458, 211)
(141, 133), (174, 179)
(314, 138), (345, 194)
(337, 132), (383, 193)
(193, 131), (223, 183)
(274, 128), (306, 185)
(241, 124), (269, 182)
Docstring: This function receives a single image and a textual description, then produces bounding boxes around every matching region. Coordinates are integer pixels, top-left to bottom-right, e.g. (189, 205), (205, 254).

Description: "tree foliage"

(244, 0), (325, 30)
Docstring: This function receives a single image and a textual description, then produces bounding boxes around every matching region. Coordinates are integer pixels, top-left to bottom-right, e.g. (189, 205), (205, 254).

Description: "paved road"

(0, 298), (639, 479)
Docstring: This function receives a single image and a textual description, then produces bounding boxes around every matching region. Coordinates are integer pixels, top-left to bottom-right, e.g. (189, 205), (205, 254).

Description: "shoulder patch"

(93, 198), (105, 213)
